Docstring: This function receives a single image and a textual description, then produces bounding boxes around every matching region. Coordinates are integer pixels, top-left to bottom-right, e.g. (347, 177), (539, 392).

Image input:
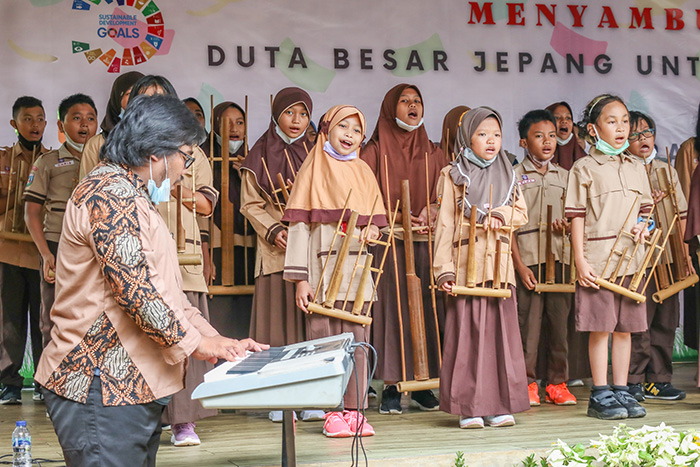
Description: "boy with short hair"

(512, 109), (576, 407)
(0, 96), (48, 404)
(24, 93), (98, 350)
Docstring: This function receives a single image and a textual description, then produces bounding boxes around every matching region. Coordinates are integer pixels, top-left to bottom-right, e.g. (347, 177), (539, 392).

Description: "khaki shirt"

(433, 166), (528, 287)
(513, 158), (569, 267)
(24, 144), (80, 243)
(646, 157), (688, 264)
(674, 137), (697, 200)
(284, 222), (375, 303)
(240, 170), (286, 277)
(78, 132), (104, 180)
(565, 149), (653, 279)
(35, 162), (219, 406)
(0, 142), (47, 269)
(156, 147), (219, 293)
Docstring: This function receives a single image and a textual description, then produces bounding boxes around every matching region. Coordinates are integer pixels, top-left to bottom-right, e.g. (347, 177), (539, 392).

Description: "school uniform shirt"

(565, 149), (653, 280)
(513, 158), (569, 267)
(23, 144), (79, 243)
(156, 146), (218, 294)
(78, 132), (105, 180)
(35, 162), (219, 406)
(646, 158), (688, 265)
(240, 170), (287, 277)
(674, 137), (697, 201)
(0, 142), (47, 269)
(433, 166), (528, 288)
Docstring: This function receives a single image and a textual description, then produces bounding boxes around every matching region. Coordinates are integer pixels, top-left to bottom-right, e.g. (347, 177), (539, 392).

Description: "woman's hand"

(360, 224), (380, 242)
(439, 280), (455, 296)
(576, 258), (599, 289)
(274, 229), (288, 250)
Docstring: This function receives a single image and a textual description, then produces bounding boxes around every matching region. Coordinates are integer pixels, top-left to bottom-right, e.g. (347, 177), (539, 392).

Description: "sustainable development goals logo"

(69, 0), (174, 73)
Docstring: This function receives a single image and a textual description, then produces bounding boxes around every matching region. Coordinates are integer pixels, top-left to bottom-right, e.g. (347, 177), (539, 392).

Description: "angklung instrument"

(647, 151), (699, 303)
(1, 146), (39, 243)
(306, 191), (397, 327)
(593, 199), (674, 303)
(451, 184), (517, 298)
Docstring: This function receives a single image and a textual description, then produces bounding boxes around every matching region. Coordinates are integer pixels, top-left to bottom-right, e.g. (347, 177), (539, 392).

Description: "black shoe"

(368, 386), (377, 399)
(612, 389), (646, 418)
(0, 385), (22, 405)
(587, 389), (627, 420)
(628, 383), (645, 402)
(379, 385), (402, 414)
(644, 382), (686, 400)
(410, 390), (439, 411)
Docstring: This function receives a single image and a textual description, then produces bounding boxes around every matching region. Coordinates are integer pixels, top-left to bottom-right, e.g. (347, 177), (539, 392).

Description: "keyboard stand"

(282, 410), (296, 467)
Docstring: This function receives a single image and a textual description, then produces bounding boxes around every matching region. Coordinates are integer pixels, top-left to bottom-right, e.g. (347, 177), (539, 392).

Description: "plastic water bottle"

(12, 421), (31, 467)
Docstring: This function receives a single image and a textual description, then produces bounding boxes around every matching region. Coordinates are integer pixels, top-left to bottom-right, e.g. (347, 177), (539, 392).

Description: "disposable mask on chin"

(147, 158), (171, 205)
(593, 126), (629, 156)
(395, 117), (424, 132)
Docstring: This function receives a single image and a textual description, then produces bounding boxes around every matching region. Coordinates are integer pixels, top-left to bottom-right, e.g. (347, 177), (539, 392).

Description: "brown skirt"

(439, 286), (529, 418)
(249, 272), (305, 347)
(575, 276), (648, 333)
(306, 301), (371, 410)
(162, 291), (218, 425)
(372, 240), (443, 382)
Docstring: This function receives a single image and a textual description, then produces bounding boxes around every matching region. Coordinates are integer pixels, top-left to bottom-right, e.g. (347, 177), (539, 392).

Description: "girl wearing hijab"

(203, 101), (255, 287)
(545, 101), (587, 171)
(440, 105), (471, 162)
(433, 107), (529, 429)
(240, 88), (318, 423)
(78, 71), (144, 179)
(283, 105), (387, 438)
(360, 83), (446, 415)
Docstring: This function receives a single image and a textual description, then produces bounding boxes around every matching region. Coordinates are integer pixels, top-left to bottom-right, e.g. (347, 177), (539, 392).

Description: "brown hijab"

(450, 106), (516, 222)
(545, 101), (587, 170)
(241, 87), (313, 197)
(440, 105), (470, 161)
(684, 165), (700, 251)
(210, 101), (247, 160)
(361, 83), (446, 214)
(283, 106), (387, 227)
(101, 71), (144, 136)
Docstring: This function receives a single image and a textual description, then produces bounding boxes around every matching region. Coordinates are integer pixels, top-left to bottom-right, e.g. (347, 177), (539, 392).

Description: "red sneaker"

(343, 410), (375, 437)
(528, 382), (540, 406)
(322, 411), (352, 438)
(546, 382), (577, 405)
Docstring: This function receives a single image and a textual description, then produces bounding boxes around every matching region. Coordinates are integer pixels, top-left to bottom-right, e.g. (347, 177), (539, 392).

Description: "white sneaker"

(568, 379), (584, 387)
(300, 410), (325, 421)
(269, 411), (297, 423)
(459, 416), (484, 429)
(484, 414), (515, 427)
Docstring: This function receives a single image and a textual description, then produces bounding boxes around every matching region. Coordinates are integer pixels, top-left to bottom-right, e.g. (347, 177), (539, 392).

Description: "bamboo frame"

(0, 147), (37, 242)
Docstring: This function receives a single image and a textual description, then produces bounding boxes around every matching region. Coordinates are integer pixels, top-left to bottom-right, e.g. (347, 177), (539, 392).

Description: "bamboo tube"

(396, 378), (440, 392)
(599, 202), (638, 278)
(276, 173), (290, 202)
(323, 211), (359, 307)
(244, 95), (248, 158)
(493, 239), (502, 289)
(629, 229), (662, 291)
(465, 205), (478, 287)
(312, 190), (352, 302)
(424, 152), (441, 366)
(220, 116), (235, 286)
(351, 253), (374, 315)
(545, 205), (555, 283)
(365, 200), (399, 320)
(451, 285), (511, 298)
(176, 184), (185, 252)
(593, 277), (646, 303)
(307, 302), (372, 326)
(341, 196), (377, 312)
(654, 274), (700, 303)
(480, 185), (493, 286)
(260, 157), (284, 216)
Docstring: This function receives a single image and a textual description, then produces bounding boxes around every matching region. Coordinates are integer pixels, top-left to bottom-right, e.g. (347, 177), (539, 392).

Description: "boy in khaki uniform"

(0, 96), (48, 404)
(511, 110), (576, 407)
(626, 111), (689, 402)
(24, 94), (98, 351)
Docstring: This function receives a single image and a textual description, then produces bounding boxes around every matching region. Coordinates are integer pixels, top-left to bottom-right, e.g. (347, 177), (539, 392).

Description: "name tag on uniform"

(518, 175), (536, 185)
(55, 159), (75, 167)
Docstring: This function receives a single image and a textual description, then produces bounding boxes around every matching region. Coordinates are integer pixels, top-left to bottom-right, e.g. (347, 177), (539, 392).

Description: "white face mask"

(147, 157), (171, 205)
(556, 133), (573, 146)
(395, 117), (424, 132)
(645, 147), (657, 165)
(64, 131), (85, 153)
(275, 123), (306, 145)
(215, 134), (244, 154)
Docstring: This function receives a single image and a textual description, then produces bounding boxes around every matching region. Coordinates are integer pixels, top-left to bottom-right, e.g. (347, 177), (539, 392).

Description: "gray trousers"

(44, 377), (164, 467)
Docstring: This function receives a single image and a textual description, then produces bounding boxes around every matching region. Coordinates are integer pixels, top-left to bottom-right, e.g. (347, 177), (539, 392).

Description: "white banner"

(1, 0), (699, 158)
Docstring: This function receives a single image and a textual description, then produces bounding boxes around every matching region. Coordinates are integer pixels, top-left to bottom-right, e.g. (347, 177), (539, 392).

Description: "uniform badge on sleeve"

(26, 173), (34, 187)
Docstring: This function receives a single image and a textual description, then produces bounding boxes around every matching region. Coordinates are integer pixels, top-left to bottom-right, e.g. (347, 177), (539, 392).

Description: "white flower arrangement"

(522, 423), (700, 467)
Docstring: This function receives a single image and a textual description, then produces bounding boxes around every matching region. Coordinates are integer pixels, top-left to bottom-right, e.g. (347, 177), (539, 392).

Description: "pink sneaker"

(322, 411), (352, 438)
(171, 422), (201, 446)
(343, 410), (375, 437)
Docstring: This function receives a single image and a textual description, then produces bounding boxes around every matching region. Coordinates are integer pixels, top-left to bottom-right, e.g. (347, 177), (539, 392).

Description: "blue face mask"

(593, 126), (629, 156)
(118, 108), (125, 119)
(147, 158), (171, 204)
(463, 147), (497, 168)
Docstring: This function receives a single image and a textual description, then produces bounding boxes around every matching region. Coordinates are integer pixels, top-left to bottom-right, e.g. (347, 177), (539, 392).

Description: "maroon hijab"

(241, 87), (312, 197)
(545, 101), (586, 170)
(362, 83), (446, 214)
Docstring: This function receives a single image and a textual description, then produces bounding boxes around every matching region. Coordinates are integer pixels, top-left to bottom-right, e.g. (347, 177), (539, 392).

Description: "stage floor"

(2, 363), (699, 467)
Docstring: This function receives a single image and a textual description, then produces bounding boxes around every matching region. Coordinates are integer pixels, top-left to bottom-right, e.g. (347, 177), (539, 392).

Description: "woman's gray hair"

(100, 94), (206, 167)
